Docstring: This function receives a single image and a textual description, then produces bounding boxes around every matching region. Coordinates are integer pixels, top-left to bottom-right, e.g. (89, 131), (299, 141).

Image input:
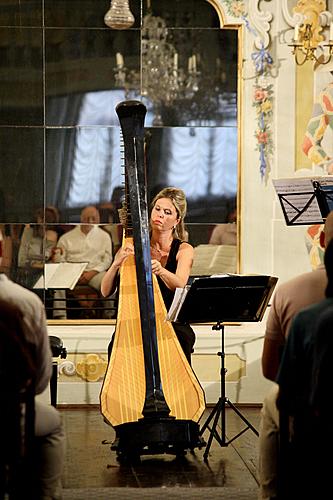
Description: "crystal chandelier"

(104, 0), (135, 30)
(140, 11), (200, 125)
(107, 2), (228, 126)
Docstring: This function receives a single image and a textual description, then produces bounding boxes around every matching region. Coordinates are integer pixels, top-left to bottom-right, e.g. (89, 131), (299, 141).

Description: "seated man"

(0, 274), (65, 499)
(276, 238), (333, 497)
(258, 211), (333, 499)
(53, 206), (113, 319)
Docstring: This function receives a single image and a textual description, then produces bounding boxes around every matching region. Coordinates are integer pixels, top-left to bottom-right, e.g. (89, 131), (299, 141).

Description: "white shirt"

(57, 225), (112, 273)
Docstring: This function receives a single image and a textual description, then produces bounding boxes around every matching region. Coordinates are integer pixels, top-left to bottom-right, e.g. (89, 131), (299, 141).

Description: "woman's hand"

(101, 243), (134, 297)
(113, 243), (134, 268)
(151, 259), (164, 276)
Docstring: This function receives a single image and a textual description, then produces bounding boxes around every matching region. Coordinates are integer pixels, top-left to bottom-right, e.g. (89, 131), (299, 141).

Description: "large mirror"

(0, 0), (239, 322)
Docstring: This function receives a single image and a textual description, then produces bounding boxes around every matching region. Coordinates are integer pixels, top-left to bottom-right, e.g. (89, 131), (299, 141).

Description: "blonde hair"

(151, 187), (188, 241)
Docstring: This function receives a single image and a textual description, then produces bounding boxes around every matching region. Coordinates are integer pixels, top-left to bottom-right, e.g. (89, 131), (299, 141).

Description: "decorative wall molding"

(282, 0), (332, 30)
(282, 0), (305, 26)
(50, 322), (272, 405)
(248, 0), (273, 49)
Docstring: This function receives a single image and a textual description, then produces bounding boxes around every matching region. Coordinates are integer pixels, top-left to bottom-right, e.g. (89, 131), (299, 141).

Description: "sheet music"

(34, 262), (88, 289)
(166, 286), (190, 322)
(272, 177), (330, 224)
(190, 244), (237, 276)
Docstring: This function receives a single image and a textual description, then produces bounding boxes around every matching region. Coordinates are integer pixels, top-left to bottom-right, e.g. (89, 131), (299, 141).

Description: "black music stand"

(313, 180), (333, 219)
(273, 176), (333, 225)
(175, 274), (278, 460)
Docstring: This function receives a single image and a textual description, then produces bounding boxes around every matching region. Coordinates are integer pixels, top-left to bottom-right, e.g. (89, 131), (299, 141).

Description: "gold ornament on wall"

(289, 0), (333, 65)
(76, 354), (108, 382)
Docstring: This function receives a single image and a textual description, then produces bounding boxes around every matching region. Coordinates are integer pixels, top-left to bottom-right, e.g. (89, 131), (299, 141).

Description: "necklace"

(150, 239), (173, 260)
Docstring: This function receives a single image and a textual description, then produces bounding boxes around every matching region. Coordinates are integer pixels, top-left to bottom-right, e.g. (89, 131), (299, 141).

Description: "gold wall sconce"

(288, 0), (333, 66)
(289, 21), (333, 65)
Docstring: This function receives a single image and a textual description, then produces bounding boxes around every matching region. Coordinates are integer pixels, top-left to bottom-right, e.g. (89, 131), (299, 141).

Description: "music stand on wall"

(175, 274), (278, 460)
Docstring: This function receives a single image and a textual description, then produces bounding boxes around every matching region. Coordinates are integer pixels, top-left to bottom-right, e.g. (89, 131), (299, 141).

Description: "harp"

(100, 100), (205, 460)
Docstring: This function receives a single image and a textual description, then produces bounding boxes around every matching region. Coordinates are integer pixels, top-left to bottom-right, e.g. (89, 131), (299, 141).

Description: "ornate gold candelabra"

(289, 0), (333, 66)
(289, 22), (333, 65)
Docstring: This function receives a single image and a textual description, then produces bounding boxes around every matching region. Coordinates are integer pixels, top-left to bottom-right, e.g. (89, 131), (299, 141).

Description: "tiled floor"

(60, 404), (261, 496)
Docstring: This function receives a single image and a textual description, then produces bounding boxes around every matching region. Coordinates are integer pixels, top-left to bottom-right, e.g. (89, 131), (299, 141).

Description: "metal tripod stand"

(199, 321), (259, 461)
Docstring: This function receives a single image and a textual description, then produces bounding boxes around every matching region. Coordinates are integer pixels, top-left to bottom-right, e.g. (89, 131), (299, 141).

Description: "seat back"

(0, 299), (36, 498)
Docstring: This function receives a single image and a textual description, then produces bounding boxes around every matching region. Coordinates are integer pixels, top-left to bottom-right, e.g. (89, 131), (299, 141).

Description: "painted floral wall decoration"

(223, 0), (274, 180)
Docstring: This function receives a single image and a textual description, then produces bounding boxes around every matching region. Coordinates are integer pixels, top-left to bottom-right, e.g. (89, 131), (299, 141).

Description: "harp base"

(111, 418), (206, 462)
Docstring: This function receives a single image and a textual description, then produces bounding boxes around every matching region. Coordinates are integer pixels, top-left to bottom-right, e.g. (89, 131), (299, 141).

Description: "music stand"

(175, 274), (278, 460)
(273, 176), (333, 225)
(313, 180), (333, 219)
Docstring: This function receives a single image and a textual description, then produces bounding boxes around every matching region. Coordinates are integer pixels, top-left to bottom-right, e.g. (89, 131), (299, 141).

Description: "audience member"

(98, 202), (122, 255)
(53, 205), (113, 319)
(209, 207), (237, 245)
(275, 238), (333, 497)
(17, 206), (60, 289)
(0, 224), (12, 274)
(0, 273), (65, 499)
(258, 211), (333, 499)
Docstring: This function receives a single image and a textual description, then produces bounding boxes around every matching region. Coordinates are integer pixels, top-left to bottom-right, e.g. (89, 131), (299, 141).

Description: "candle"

(116, 52), (124, 68)
(188, 56), (192, 72)
(192, 54), (197, 72)
(294, 24), (299, 42)
(330, 22), (333, 41)
(173, 52), (178, 70)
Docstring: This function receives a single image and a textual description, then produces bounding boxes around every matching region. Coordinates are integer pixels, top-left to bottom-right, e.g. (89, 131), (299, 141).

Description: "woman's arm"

(101, 243), (134, 297)
(151, 242), (193, 291)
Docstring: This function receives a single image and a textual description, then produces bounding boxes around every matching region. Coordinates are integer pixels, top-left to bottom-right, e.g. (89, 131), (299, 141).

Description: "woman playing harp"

(101, 186), (196, 364)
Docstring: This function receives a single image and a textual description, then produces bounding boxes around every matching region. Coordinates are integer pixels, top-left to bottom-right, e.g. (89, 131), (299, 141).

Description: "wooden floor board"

(60, 406), (261, 493)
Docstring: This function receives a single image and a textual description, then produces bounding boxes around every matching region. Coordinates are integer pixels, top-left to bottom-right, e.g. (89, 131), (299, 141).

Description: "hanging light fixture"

(104, 0), (135, 30)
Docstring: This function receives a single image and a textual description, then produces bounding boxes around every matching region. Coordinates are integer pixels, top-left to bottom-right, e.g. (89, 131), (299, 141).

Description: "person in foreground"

(0, 273), (65, 500)
(258, 211), (333, 499)
(101, 186), (196, 364)
(275, 237), (333, 498)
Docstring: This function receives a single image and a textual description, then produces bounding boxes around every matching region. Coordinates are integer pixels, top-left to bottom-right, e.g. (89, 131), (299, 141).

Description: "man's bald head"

(80, 206), (100, 224)
(80, 206), (100, 234)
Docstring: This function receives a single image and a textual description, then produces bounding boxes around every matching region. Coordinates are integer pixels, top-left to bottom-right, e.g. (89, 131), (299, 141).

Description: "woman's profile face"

(151, 197), (179, 232)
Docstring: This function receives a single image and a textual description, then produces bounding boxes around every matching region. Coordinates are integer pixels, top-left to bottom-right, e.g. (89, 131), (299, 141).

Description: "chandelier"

(139, 11), (201, 125)
(104, 0), (135, 30)
(107, 2), (227, 126)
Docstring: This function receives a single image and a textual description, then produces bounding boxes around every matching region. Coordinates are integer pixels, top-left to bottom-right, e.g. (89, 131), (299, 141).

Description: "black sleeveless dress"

(157, 239), (195, 365)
